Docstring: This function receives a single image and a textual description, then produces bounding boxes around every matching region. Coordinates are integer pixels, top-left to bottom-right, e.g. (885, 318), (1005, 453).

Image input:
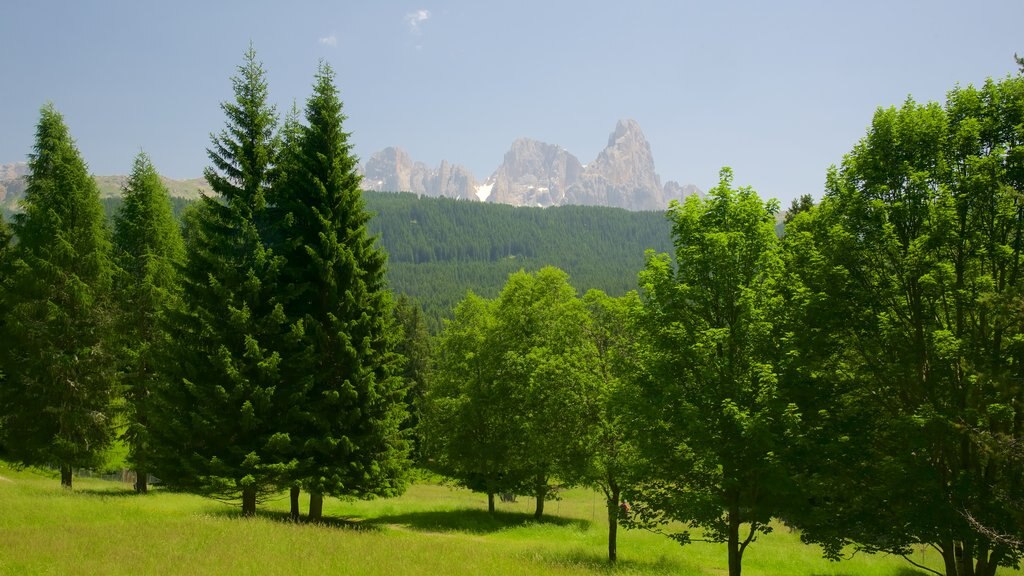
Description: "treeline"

(100, 191), (673, 331)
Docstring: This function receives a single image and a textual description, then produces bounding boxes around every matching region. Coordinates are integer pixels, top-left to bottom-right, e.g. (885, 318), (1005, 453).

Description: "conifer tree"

(0, 104), (116, 489)
(149, 48), (291, 515)
(112, 152), (185, 493)
(271, 63), (408, 521)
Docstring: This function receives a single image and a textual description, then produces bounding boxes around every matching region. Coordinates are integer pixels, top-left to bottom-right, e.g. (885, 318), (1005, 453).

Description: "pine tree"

(0, 212), (12, 455)
(112, 152), (185, 493)
(271, 62), (408, 521)
(0, 104), (116, 489)
(149, 48), (291, 515)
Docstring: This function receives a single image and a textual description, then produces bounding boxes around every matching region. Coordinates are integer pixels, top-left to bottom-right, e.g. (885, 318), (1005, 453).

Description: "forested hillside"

(101, 191), (672, 330)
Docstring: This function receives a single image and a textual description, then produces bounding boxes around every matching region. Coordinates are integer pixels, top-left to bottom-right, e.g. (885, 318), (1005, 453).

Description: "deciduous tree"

(629, 169), (794, 576)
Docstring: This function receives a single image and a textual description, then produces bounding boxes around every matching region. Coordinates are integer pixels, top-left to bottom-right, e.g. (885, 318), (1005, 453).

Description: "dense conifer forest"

(102, 191), (673, 330)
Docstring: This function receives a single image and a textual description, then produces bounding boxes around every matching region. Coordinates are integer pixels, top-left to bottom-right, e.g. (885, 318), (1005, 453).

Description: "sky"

(2, 0), (1022, 205)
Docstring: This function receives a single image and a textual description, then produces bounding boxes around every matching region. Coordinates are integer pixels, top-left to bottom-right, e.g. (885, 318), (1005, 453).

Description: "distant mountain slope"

(97, 190), (673, 331)
(364, 191), (672, 329)
(1, 162), (210, 213)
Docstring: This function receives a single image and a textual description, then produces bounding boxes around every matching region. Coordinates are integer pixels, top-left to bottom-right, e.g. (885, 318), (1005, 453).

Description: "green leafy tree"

(269, 63), (408, 521)
(111, 151), (185, 493)
(581, 289), (642, 563)
(149, 47), (291, 515)
(0, 104), (116, 488)
(420, 291), (521, 512)
(491, 267), (600, 519)
(787, 79), (1024, 576)
(629, 169), (795, 576)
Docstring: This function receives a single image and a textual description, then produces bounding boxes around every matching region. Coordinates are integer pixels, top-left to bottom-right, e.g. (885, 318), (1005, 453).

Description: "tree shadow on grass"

(530, 549), (680, 574)
(205, 507), (383, 532)
(76, 487), (142, 498)
(809, 568), (929, 576)
(366, 508), (591, 534)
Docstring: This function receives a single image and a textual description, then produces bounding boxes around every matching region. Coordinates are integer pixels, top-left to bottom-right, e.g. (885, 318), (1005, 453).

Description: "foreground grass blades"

(0, 465), (1007, 575)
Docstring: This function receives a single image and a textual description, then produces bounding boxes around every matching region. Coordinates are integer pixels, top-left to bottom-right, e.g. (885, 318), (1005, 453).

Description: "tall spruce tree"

(112, 152), (185, 493)
(0, 213), (11, 455)
(0, 104), (116, 488)
(149, 48), (291, 515)
(270, 63), (408, 521)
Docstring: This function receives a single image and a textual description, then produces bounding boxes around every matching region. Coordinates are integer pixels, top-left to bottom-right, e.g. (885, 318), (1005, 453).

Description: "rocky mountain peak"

(360, 148), (477, 200)
(487, 139), (583, 206)
(565, 119), (665, 211)
(359, 118), (701, 210)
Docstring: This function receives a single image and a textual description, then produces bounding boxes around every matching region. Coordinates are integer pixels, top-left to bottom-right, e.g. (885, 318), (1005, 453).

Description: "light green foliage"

(420, 292), (513, 500)
(580, 289), (643, 561)
(786, 76), (1024, 575)
(268, 62), (409, 505)
(0, 104), (116, 486)
(149, 48), (291, 513)
(423, 268), (601, 517)
(630, 168), (792, 576)
(111, 152), (185, 491)
(492, 267), (600, 516)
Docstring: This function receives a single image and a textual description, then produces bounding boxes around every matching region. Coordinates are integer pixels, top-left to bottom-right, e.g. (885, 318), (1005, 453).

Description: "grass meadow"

(0, 463), (1015, 575)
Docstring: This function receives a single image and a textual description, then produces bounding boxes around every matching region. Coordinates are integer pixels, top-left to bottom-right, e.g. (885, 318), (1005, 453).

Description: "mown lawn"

(0, 464), (1012, 575)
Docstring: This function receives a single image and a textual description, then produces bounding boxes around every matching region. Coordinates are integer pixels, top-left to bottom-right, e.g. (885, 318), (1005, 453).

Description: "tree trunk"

(606, 484), (621, 563)
(60, 464), (72, 489)
(308, 492), (323, 522)
(289, 486), (300, 522)
(728, 500), (742, 576)
(487, 492), (495, 514)
(134, 469), (147, 494)
(958, 540), (973, 576)
(941, 541), (958, 576)
(241, 486), (257, 516)
(534, 491), (545, 519)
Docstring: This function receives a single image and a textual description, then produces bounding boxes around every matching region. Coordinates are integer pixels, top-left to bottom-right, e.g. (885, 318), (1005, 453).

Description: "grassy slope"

(0, 464), (995, 576)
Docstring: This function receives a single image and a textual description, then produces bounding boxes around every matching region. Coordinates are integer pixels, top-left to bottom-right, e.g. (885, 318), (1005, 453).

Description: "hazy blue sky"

(2, 0), (1022, 204)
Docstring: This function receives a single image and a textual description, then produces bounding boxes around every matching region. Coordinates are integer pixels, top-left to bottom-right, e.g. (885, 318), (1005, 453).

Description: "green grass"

(0, 464), (1014, 575)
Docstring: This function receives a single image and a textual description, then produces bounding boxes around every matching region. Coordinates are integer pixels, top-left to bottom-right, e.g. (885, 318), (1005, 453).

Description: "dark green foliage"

(0, 213), (12, 454)
(111, 152), (185, 493)
(0, 104), (116, 488)
(366, 192), (674, 330)
(269, 63), (408, 511)
(149, 48), (291, 514)
(102, 191), (670, 333)
(394, 295), (431, 461)
(629, 169), (793, 576)
(785, 77), (1024, 575)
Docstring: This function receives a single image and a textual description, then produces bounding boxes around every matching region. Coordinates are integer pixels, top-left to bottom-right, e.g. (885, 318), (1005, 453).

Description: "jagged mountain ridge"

(3, 120), (700, 212)
(360, 119), (702, 210)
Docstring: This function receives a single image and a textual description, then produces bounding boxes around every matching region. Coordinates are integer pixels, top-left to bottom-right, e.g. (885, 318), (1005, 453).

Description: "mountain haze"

(360, 119), (702, 210)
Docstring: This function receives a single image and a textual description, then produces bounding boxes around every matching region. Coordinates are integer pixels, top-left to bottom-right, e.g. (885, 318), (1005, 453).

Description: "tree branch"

(899, 554), (944, 576)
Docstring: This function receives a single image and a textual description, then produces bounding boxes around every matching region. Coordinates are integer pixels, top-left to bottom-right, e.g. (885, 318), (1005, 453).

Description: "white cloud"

(405, 9), (431, 33)
(318, 34), (337, 47)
